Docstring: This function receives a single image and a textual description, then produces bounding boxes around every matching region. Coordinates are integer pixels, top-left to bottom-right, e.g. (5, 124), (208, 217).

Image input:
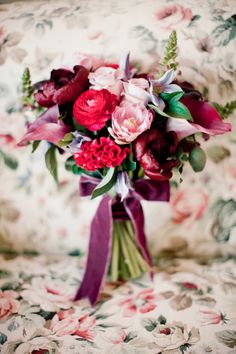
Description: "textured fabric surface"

(0, 0), (236, 257)
(0, 254), (236, 353)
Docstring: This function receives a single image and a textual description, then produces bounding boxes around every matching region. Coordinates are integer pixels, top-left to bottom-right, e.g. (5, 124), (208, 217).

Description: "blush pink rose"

(0, 290), (19, 320)
(89, 66), (123, 97)
(122, 78), (150, 105)
(50, 309), (96, 340)
(155, 5), (193, 29)
(170, 188), (208, 226)
(109, 102), (153, 144)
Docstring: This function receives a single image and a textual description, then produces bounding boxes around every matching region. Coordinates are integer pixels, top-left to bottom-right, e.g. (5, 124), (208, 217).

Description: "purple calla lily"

(149, 69), (182, 110)
(18, 105), (70, 146)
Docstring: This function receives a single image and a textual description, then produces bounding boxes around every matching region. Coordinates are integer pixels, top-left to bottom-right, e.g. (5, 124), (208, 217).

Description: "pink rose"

(0, 290), (19, 320)
(89, 66), (123, 97)
(50, 309), (96, 339)
(122, 78), (150, 105)
(170, 188), (208, 226)
(200, 310), (228, 325)
(155, 5), (193, 29)
(72, 52), (105, 71)
(109, 102), (153, 144)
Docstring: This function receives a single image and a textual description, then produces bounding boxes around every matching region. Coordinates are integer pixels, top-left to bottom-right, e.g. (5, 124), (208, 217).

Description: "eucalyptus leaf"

(92, 168), (117, 199)
(45, 145), (58, 184)
(189, 147), (206, 172)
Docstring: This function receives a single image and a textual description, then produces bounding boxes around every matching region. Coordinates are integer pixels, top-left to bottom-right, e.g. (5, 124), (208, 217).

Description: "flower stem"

(111, 225), (119, 282)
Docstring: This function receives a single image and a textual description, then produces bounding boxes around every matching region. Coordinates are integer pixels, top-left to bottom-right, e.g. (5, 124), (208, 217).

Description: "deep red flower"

(73, 89), (117, 131)
(134, 129), (178, 181)
(181, 282), (198, 290)
(34, 65), (89, 107)
(74, 137), (129, 171)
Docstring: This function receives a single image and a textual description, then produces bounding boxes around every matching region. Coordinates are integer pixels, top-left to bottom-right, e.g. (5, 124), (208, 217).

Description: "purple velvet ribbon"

(74, 174), (170, 305)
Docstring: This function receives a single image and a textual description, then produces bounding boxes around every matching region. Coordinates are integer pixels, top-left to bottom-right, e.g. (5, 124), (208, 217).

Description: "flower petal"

(158, 69), (175, 86)
(164, 83), (182, 93)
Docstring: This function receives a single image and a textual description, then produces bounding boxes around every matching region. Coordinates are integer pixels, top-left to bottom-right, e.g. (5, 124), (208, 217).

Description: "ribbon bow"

(74, 175), (170, 305)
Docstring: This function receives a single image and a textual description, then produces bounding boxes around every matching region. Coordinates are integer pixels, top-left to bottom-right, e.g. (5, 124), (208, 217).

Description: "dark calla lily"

(166, 96), (231, 140)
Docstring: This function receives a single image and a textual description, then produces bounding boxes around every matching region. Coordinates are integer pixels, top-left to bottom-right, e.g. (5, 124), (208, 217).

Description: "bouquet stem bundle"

(111, 220), (148, 282)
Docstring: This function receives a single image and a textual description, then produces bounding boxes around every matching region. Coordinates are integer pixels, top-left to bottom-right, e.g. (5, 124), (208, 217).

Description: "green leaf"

(189, 147), (206, 172)
(143, 318), (157, 332)
(148, 104), (170, 119)
(32, 140), (40, 153)
(45, 145), (58, 184)
(160, 91), (183, 103)
(216, 330), (236, 348)
(0, 149), (18, 170)
(92, 168), (117, 199)
(167, 101), (192, 120)
(122, 157), (137, 171)
(0, 332), (7, 345)
(212, 100), (236, 119)
(58, 132), (73, 147)
(158, 315), (167, 325)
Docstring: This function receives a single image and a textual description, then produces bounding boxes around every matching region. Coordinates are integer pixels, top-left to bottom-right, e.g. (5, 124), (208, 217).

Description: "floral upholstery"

(0, 0), (236, 352)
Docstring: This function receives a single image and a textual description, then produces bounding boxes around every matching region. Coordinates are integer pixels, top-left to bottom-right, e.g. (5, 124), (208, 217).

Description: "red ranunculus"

(73, 89), (117, 131)
(74, 137), (129, 171)
(134, 129), (178, 181)
(34, 65), (89, 107)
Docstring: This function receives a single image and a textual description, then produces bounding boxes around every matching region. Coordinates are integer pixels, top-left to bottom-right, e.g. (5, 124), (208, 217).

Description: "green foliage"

(45, 145), (58, 184)
(162, 30), (178, 70)
(92, 167), (117, 199)
(0, 149), (18, 170)
(22, 67), (34, 105)
(212, 100), (236, 119)
(162, 92), (192, 120)
(189, 146), (206, 172)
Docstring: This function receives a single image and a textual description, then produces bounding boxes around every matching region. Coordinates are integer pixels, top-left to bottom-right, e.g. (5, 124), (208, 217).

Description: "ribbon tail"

(124, 197), (153, 273)
(74, 195), (113, 305)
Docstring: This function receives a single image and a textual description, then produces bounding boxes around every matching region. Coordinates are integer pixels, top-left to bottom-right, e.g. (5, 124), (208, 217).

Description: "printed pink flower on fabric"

(122, 78), (150, 105)
(170, 188), (208, 227)
(155, 5), (193, 29)
(50, 309), (96, 340)
(118, 288), (157, 317)
(109, 102), (153, 144)
(200, 310), (228, 325)
(166, 96), (231, 141)
(0, 290), (19, 320)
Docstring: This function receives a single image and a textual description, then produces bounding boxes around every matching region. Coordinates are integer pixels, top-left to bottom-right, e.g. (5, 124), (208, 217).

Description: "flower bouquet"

(19, 31), (232, 305)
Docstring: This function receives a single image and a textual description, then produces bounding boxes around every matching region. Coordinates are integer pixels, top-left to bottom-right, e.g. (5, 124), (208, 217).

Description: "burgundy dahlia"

(34, 65), (89, 107)
(134, 129), (178, 181)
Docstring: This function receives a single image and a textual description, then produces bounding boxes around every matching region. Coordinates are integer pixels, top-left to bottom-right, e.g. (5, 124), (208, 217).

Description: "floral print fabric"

(0, 254), (236, 353)
(0, 0), (236, 257)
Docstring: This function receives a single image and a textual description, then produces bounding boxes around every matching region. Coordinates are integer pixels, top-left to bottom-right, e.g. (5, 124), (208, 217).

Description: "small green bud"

(189, 147), (206, 172)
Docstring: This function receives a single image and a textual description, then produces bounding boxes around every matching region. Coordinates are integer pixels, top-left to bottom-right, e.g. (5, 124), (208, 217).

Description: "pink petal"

(18, 123), (70, 146)
(166, 97), (231, 140)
